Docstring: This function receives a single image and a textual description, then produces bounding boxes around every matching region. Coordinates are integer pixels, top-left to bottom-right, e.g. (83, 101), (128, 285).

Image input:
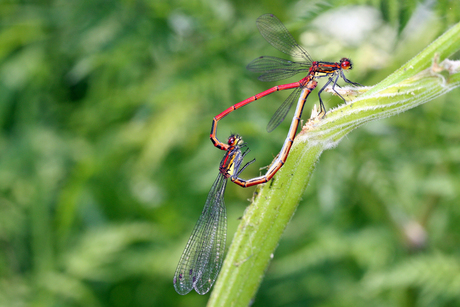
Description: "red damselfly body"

(211, 81), (318, 187)
(173, 135), (255, 295)
(210, 14), (361, 152)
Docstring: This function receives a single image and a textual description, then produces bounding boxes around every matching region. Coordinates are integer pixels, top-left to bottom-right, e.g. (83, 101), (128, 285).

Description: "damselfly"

(174, 135), (255, 295)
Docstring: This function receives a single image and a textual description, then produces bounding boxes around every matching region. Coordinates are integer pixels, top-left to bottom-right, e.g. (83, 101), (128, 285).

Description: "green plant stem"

(208, 21), (460, 307)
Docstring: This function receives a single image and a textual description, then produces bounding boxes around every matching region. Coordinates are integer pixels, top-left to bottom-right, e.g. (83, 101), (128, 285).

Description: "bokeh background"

(1, 0), (460, 306)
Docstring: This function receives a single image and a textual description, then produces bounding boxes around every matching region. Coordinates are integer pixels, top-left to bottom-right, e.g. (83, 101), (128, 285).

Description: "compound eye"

(227, 135), (236, 145)
(340, 58), (352, 70)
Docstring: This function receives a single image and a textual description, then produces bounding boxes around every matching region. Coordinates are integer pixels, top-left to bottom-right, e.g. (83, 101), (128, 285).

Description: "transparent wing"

(193, 186), (227, 295)
(256, 14), (312, 62)
(266, 86), (303, 132)
(247, 56), (309, 82)
(173, 174), (228, 295)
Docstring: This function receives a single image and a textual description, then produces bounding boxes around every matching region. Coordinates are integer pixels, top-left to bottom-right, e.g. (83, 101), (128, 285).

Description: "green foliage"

(0, 0), (460, 306)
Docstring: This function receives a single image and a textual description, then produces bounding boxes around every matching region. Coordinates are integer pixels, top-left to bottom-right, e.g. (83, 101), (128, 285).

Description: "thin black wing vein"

(266, 86), (303, 133)
(247, 56), (309, 82)
(173, 173), (228, 295)
(256, 14), (312, 62)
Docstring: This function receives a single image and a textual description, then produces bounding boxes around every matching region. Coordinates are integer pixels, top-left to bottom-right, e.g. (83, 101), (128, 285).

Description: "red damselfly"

(174, 135), (255, 295)
(210, 13), (360, 151)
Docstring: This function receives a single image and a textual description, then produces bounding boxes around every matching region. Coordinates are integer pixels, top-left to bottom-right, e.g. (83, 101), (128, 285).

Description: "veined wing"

(247, 56), (309, 82)
(256, 14), (312, 63)
(266, 86), (303, 132)
(173, 173), (228, 295)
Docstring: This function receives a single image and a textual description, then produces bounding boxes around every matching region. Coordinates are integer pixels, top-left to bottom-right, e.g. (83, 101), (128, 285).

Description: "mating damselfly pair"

(174, 13), (361, 295)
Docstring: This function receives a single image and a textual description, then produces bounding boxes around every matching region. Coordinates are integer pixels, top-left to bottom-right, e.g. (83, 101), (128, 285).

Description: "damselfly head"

(227, 134), (243, 146)
(340, 58), (353, 70)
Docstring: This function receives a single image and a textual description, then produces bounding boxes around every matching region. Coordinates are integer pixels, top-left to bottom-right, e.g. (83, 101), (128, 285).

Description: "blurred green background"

(1, 0), (460, 306)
